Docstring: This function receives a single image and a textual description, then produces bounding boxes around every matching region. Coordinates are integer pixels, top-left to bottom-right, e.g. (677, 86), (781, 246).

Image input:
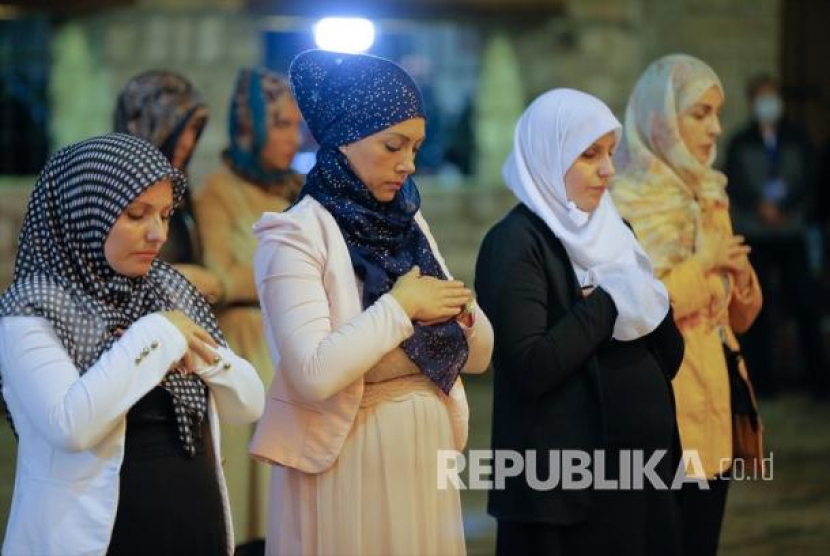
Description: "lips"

(132, 251), (158, 260)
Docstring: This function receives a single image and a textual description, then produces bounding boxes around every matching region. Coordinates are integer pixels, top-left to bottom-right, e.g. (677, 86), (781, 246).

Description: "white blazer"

(0, 313), (265, 556)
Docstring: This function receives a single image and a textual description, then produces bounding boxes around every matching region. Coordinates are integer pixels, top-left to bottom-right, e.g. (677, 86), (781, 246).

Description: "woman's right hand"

(159, 310), (219, 372)
(696, 233), (751, 273)
(391, 266), (473, 324)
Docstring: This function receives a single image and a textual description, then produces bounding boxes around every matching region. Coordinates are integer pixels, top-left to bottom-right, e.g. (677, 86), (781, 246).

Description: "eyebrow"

(586, 140), (617, 151)
(383, 132), (425, 143)
(693, 103), (717, 112)
(126, 200), (174, 210)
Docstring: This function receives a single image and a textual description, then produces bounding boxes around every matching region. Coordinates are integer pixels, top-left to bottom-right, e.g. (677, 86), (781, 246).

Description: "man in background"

(725, 75), (827, 399)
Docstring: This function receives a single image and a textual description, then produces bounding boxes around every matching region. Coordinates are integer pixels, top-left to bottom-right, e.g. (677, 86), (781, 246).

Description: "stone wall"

(49, 3), (261, 188)
(638, 0), (780, 143)
(0, 0), (785, 290)
(505, 0), (780, 164)
(0, 179), (31, 289)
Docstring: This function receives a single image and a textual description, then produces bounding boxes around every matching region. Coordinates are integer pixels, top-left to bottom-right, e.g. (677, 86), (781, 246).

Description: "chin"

(372, 191), (397, 203)
(577, 200), (600, 213)
(121, 265), (152, 278)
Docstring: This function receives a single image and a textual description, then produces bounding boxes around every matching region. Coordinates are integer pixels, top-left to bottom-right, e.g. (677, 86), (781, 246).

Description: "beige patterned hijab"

(611, 54), (728, 274)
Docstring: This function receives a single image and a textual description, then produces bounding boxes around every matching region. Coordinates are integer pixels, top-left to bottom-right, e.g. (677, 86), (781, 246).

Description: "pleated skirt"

(265, 374), (466, 556)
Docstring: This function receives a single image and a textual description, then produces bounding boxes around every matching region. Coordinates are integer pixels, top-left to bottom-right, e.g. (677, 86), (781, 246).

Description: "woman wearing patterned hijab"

(248, 50), (493, 555)
(114, 70), (223, 304)
(476, 89), (683, 555)
(194, 67), (304, 546)
(611, 55), (764, 556)
(0, 134), (264, 555)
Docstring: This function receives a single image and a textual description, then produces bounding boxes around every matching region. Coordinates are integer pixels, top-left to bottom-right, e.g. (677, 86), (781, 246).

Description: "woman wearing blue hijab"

(249, 50), (494, 554)
(194, 68), (304, 548)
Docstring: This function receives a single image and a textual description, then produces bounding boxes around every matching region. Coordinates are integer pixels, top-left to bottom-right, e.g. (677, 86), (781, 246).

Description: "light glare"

(313, 17), (375, 53)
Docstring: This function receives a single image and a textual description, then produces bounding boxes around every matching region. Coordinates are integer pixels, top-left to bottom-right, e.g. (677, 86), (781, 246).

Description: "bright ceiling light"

(313, 17), (375, 54)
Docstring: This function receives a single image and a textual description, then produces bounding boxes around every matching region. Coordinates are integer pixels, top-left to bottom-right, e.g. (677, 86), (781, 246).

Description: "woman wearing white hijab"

(476, 89), (684, 554)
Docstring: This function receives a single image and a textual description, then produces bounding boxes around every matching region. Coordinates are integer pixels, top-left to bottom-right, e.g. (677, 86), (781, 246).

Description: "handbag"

(723, 343), (762, 470)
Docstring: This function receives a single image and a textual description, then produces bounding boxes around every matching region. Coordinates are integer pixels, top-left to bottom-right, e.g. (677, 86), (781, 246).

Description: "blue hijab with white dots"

(0, 133), (224, 454)
(290, 49), (468, 394)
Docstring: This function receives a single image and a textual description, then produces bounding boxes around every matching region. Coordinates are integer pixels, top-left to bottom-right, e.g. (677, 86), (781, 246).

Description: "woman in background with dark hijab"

(114, 70), (222, 304)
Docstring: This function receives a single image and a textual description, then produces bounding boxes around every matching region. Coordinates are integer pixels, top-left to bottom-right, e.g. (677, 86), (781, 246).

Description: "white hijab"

(502, 88), (669, 341)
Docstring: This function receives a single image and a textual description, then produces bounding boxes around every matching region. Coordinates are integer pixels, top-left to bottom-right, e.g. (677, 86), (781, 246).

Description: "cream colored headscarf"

(503, 88), (669, 341)
(611, 54), (728, 275)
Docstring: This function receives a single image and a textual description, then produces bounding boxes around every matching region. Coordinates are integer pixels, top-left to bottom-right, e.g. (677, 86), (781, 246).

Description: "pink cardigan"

(249, 196), (493, 473)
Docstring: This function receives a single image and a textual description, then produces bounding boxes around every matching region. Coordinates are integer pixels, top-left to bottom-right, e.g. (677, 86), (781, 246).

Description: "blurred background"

(1, 0), (829, 553)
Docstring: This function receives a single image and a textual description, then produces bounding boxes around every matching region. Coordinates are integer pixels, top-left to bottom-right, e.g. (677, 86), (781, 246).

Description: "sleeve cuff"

(378, 293), (415, 340)
(128, 313), (188, 364)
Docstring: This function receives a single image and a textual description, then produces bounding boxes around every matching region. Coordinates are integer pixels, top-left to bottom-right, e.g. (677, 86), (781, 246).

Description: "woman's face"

(339, 117), (425, 203)
(260, 95), (303, 172)
(563, 130), (617, 213)
(104, 179), (173, 277)
(677, 85), (724, 166)
(172, 108), (208, 170)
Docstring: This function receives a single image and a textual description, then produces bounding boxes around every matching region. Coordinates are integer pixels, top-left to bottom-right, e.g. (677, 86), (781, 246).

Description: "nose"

(396, 151), (416, 176)
(291, 125), (302, 148)
(598, 154), (616, 178)
(146, 215), (168, 244)
(173, 135), (196, 170)
(710, 115), (722, 138)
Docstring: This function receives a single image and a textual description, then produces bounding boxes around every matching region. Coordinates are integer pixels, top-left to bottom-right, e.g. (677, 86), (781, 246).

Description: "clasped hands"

(696, 231), (753, 289)
(391, 266), (475, 327)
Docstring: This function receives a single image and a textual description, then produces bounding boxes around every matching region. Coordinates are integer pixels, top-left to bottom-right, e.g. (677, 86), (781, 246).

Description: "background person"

(612, 54), (764, 556)
(114, 70), (223, 304)
(194, 67), (304, 548)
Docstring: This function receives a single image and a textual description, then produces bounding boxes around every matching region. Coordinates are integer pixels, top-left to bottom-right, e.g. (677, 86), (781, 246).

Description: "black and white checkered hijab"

(0, 133), (225, 456)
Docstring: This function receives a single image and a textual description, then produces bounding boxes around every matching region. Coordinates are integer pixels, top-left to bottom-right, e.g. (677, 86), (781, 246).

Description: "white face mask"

(753, 94), (783, 124)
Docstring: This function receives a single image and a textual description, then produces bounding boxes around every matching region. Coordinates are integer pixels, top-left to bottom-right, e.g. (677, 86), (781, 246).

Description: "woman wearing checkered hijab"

(0, 133), (264, 555)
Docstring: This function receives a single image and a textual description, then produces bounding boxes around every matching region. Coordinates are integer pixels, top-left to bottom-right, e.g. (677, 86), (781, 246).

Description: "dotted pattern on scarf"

(290, 50), (469, 394)
(0, 133), (226, 456)
(289, 49), (425, 150)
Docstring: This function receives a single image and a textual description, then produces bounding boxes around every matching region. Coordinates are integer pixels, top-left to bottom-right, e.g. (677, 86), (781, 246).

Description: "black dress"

(159, 191), (202, 265)
(107, 388), (226, 556)
(476, 204), (684, 555)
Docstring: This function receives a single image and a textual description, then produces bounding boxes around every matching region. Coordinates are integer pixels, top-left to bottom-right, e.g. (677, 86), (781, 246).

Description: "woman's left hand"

(720, 235), (753, 289)
(731, 257), (753, 291)
(159, 310), (219, 372)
